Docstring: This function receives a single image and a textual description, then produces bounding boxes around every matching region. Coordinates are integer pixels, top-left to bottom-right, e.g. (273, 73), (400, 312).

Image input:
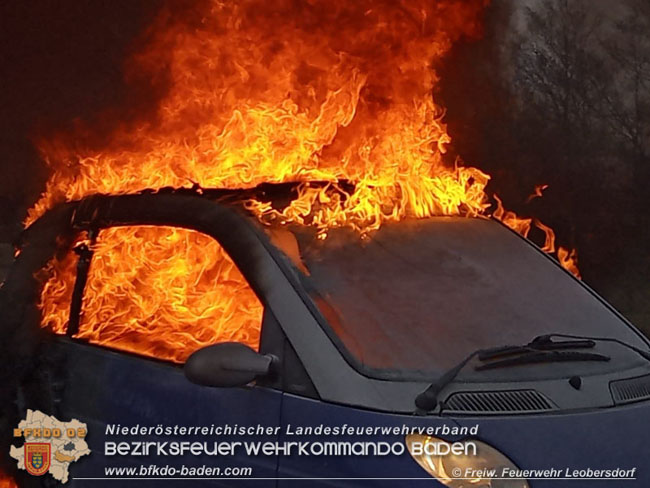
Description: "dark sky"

(0, 1), (164, 234)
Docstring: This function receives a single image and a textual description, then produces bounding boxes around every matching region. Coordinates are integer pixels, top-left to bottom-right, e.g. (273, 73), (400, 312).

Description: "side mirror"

(184, 342), (276, 388)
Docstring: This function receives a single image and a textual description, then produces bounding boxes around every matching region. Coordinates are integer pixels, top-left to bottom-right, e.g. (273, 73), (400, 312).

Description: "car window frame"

(56, 223), (266, 362)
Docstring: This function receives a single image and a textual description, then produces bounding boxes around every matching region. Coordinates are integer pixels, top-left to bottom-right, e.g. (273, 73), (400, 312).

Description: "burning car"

(3, 0), (650, 485)
(2, 188), (650, 486)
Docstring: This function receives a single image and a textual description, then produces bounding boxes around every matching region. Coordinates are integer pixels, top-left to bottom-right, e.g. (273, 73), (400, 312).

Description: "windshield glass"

(279, 217), (645, 380)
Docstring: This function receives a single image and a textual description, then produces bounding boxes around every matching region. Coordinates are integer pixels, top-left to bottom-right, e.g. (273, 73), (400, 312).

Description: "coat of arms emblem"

(25, 443), (51, 476)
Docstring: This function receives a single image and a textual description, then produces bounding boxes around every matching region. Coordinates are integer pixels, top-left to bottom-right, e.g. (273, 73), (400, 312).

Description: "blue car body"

(54, 340), (650, 487)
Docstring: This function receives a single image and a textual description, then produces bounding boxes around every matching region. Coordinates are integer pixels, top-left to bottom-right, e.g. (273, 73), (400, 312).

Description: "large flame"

(39, 227), (261, 362)
(31, 0), (578, 362)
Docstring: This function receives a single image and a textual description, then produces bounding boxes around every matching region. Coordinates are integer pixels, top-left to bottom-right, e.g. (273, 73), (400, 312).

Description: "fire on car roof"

(21, 0), (580, 363)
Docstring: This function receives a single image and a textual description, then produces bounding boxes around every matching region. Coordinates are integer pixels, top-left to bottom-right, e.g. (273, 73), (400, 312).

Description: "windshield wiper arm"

(413, 343), (601, 414)
(415, 333), (650, 414)
(475, 350), (610, 371)
(414, 350), (482, 414)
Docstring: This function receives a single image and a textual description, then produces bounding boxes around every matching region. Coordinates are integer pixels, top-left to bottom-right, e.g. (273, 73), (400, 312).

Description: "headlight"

(406, 434), (529, 487)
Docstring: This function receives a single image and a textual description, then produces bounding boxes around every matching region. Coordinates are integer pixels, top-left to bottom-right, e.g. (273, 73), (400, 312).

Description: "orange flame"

(533, 219), (556, 253)
(526, 183), (548, 203)
(558, 246), (581, 280)
(492, 194), (532, 237)
(0, 470), (17, 488)
(27, 0), (492, 229)
(39, 227), (262, 362)
(31, 0), (578, 362)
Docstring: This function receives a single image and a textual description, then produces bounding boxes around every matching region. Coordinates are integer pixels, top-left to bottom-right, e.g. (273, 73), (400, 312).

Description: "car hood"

(278, 393), (650, 486)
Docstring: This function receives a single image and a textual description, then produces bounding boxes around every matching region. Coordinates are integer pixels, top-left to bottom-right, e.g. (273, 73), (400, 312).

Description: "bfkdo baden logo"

(9, 410), (91, 484)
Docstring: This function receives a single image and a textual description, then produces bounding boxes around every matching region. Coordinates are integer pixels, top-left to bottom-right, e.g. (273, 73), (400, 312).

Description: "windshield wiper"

(478, 337), (596, 361)
(475, 350), (610, 371)
(415, 333), (650, 414)
(538, 333), (650, 361)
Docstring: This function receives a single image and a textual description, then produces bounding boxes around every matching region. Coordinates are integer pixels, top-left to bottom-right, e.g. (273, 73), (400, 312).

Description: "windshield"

(279, 217), (645, 380)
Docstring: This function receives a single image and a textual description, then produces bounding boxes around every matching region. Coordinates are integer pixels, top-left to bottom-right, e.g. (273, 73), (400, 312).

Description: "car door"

(33, 223), (283, 487)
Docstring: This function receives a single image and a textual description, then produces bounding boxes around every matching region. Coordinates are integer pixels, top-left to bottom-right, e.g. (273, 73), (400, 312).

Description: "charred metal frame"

(67, 237), (95, 337)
